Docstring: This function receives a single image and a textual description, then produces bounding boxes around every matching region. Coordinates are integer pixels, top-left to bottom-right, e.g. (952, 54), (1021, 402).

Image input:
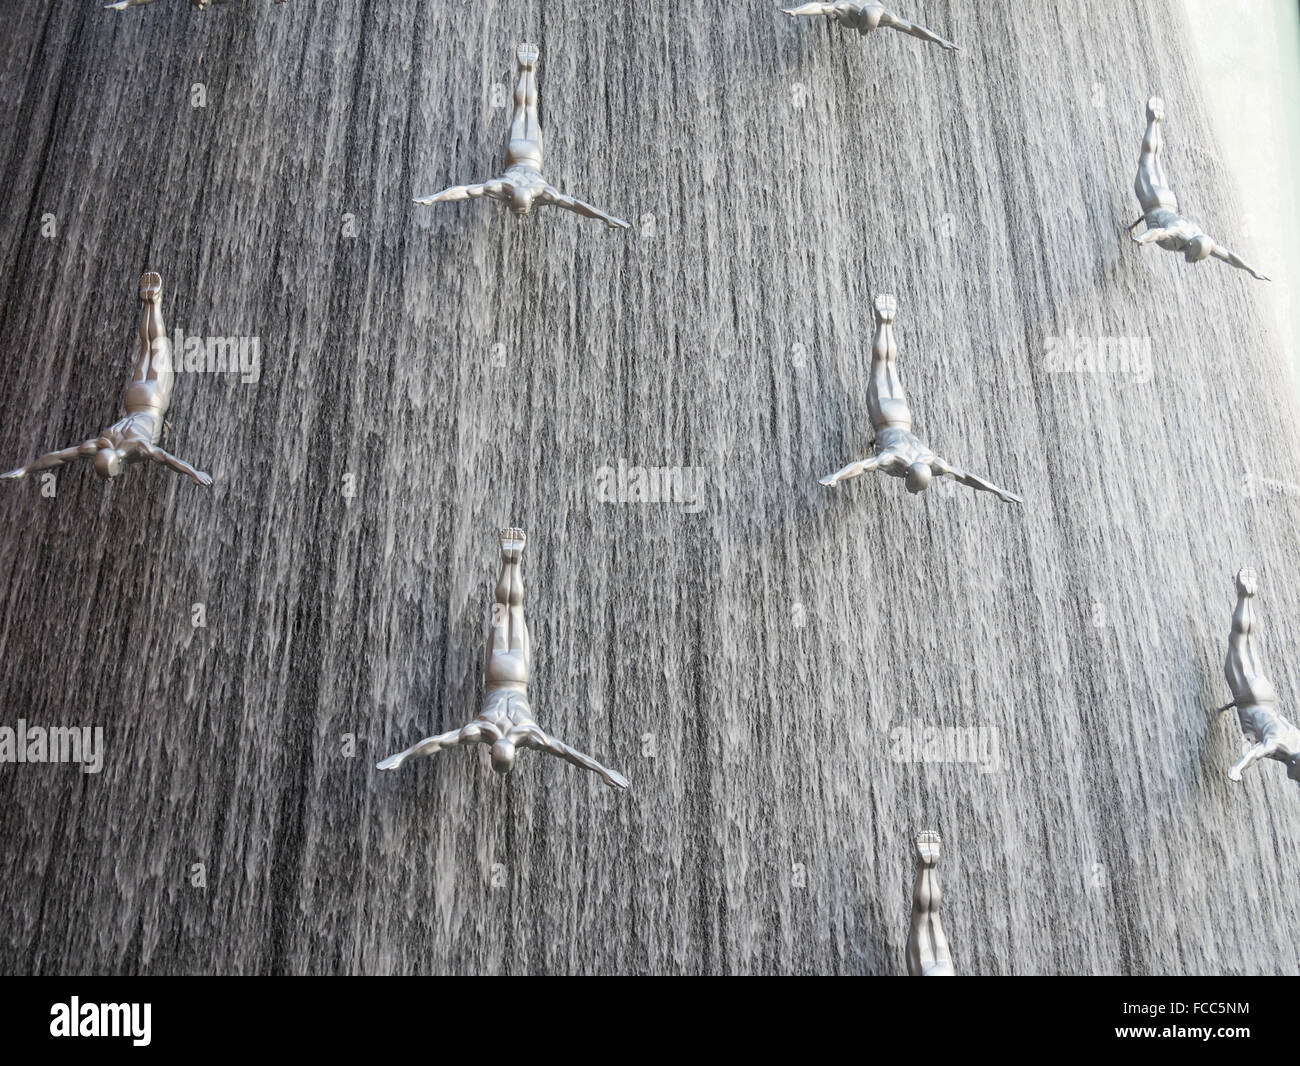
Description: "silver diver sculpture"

(378, 529), (629, 790)
(1, 272), (212, 488)
(1127, 98), (1269, 281)
(819, 294), (1022, 504)
(107, 0), (288, 10)
(414, 44), (629, 230)
(783, 2), (959, 51)
(1216, 568), (1300, 788)
(906, 830), (955, 976)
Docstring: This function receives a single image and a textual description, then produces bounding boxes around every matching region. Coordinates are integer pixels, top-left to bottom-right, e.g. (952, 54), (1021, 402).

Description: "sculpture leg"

(506, 44), (543, 171)
(866, 293), (911, 431)
(906, 830), (954, 976)
(121, 272), (174, 417)
(134, 273), (171, 384)
(1134, 97), (1176, 213)
(1224, 569), (1277, 706)
(486, 528), (530, 674)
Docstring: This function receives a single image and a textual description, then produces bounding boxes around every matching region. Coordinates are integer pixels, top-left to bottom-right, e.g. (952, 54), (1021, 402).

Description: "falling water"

(0, 0), (1297, 975)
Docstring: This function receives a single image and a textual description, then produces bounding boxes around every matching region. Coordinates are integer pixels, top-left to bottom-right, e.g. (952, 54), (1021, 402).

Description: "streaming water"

(0, 0), (1296, 974)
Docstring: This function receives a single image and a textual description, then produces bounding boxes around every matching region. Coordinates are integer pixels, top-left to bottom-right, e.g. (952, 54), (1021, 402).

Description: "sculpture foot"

(873, 293), (897, 323)
(517, 42), (539, 69)
(1146, 96), (1165, 123)
(915, 829), (942, 866)
(499, 527), (526, 564)
(139, 271), (162, 303)
(1236, 567), (1258, 599)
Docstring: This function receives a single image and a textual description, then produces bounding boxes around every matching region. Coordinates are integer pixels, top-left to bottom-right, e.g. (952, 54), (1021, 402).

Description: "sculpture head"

(905, 461), (933, 494)
(510, 187), (534, 216)
(1184, 234), (1214, 263)
(491, 737), (517, 774)
(92, 447), (124, 480)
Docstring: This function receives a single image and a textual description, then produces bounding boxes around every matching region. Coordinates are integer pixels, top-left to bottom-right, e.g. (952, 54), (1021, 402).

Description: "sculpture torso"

(474, 687), (536, 743)
(121, 337), (173, 444)
(1234, 703), (1300, 767)
(102, 411), (165, 452)
(1143, 207), (1204, 252)
(875, 426), (935, 475)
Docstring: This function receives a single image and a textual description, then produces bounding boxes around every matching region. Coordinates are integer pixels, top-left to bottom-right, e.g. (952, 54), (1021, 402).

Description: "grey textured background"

(0, 0), (1297, 976)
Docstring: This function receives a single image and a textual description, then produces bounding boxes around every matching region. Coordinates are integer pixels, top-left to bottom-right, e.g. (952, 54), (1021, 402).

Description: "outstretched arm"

(106, 0), (163, 8)
(525, 728), (629, 789)
(1, 439), (101, 480)
(139, 443), (213, 486)
(1210, 244), (1270, 282)
(376, 727), (468, 771)
(933, 457), (1022, 504)
(541, 188), (629, 229)
(881, 12), (960, 50)
(819, 453), (883, 487)
(414, 182), (492, 206)
(782, 3), (838, 16)
(1228, 739), (1283, 782)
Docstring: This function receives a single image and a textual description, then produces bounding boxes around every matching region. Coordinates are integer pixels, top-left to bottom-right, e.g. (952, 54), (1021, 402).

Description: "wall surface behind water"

(1182, 0), (1300, 383)
(0, 0), (1297, 976)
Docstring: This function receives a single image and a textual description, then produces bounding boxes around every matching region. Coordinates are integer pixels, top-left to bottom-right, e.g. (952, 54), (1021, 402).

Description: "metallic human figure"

(1, 273), (212, 488)
(413, 44), (630, 230)
(1216, 568), (1300, 787)
(377, 529), (629, 789)
(1127, 98), (1269, 281)
(107, 1), (287, 10)
(906, 830), (955, 976)
(783, 2), (959, 50)
(819, 294), (1022, 504)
